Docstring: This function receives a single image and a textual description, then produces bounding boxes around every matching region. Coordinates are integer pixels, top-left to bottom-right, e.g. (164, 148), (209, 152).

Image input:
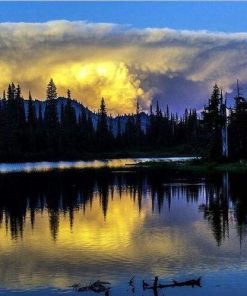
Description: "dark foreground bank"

(135, 158), (247, 173)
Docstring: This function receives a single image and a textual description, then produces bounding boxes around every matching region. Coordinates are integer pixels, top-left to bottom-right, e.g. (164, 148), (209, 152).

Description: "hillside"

(23, 97), (149, 135)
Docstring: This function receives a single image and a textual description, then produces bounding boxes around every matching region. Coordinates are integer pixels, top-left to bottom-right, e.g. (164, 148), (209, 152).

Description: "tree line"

(203, 82), (247, 160)
(0, 78), (246, 161)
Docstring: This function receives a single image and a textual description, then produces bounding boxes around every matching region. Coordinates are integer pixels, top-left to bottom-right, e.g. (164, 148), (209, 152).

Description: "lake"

(0, 162), (246, 295)
(0, 157), (196, 173)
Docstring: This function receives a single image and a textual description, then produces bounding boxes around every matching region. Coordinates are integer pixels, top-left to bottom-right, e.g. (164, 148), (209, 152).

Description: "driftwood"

(143, 276), (201, 290)
(72, 280), (111, 293)
(72, 276), (201, 293)
(159, 277), (201, 288)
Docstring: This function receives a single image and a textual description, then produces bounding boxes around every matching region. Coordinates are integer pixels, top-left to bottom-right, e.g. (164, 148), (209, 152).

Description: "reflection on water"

(0, 169), (247, 295)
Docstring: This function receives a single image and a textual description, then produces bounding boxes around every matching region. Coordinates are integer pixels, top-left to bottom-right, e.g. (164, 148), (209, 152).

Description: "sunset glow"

(0, 20), (247, 113)
(51, 61), (143, 114)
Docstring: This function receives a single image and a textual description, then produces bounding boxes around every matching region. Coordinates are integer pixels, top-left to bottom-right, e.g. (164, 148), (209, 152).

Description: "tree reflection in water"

(0, 169), (246, 245)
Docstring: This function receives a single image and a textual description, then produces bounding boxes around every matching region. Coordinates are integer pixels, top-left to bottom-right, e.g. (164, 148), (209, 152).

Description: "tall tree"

(62, 90), (78, 152)
(135, 100), (143, 146)
(229, 82), (247, 158)
(203, 84), (223, 159)
(96, 98), (109, 150)
(44, 79), (59, 153)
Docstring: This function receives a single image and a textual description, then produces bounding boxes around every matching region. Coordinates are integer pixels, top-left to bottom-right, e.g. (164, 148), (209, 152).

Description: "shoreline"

(134, 159), (247, 173)
(0, 147), (197, 164)
(0, 153), (246, 174)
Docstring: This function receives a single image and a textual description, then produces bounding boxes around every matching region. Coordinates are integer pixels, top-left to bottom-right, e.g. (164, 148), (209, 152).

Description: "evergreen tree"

(62, 90), (78, 152)
(0, 90), (7, 153)
(96, 98), (109, 150)
(1, 78), (247, 161)
(135, 100), (143, 146)
(16, 84), (25, 128)
(45, 78), (58, 128)
(44, 79), (59, 153)
(203, 84), (223, 159)
(5, 83), (25, 153)
(229, 83), (247, 158)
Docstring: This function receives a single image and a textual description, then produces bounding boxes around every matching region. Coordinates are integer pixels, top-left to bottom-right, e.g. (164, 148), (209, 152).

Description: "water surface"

(0, 168), (246, 295)
(0, 157), (195, 173)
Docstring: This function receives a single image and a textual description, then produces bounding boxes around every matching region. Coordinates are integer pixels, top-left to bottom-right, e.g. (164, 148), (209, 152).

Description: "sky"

(0, 1), (247, 114)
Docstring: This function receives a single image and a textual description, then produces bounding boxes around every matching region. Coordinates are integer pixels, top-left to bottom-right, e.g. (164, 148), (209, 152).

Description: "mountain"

(23, 97), (149, 135)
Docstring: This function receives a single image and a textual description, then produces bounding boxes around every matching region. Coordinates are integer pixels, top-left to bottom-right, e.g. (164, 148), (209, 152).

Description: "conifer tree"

(44, 79), (59, 152)
(96, 98), (109, 150)
(62, 90), (77, 151)
(229, 83), (247, 158)
(203, 84), (223, 159)
(45, 78), (58, 128)
(135, 100), (143, 146)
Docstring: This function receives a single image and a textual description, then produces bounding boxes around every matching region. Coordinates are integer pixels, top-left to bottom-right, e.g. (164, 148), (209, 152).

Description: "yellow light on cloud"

(51, 61), (144, 114)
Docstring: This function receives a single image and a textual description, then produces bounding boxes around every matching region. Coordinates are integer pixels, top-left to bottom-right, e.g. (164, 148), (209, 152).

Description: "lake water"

(0, 157), (196, 173)
(0, 164), (247, 295)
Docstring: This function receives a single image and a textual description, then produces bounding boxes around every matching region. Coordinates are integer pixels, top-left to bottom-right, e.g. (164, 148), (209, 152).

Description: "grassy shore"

(0, 145), (199, 163)
(135, 159), (247, 173)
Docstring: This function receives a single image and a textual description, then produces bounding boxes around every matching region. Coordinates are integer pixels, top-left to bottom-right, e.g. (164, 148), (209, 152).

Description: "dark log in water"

(143, 276), (202, 290)
(159, 277), (202, 288)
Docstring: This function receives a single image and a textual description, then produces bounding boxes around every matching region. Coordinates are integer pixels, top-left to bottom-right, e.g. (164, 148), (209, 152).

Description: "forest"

(0, 78), (246, 161)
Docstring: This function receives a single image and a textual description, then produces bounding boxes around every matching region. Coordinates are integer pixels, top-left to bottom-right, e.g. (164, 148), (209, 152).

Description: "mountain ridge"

(23, 97), (149, 135)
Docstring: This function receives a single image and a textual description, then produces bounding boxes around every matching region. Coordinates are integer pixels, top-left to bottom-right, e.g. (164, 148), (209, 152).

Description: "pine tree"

(45, 78), (58, 128)
(229, 82), (247, 158)
(44, 79), (59, 153)
(62, 90), (78, 152)
(16, 84), (25, 126)
(203, 84), (223, 159)
(5, 83), (25, 153)
(135, 100), (142, 146)
(96, 98), (109, 150)
(0, 90), (7, 153)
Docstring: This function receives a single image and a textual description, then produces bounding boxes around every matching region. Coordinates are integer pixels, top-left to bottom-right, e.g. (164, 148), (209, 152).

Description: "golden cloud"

(0, 21), (247, 113)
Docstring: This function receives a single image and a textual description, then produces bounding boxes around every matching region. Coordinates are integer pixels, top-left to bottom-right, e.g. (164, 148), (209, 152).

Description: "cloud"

(0, 20), (246, 114)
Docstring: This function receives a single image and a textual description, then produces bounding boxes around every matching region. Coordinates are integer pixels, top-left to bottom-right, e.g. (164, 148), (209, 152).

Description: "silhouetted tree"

(203, 84), (223, 160)
(96, 98), (110, 150)
(44, 79), (59, 153)
(61, 90), (78, 152)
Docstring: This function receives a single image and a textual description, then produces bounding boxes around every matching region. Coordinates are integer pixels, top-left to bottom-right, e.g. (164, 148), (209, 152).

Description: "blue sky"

(0, 1), (247, 33)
